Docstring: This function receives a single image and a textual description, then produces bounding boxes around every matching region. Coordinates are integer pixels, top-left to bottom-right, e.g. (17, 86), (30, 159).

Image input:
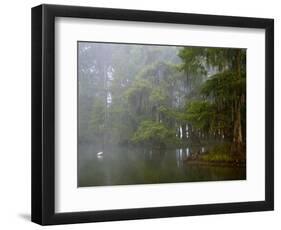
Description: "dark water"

(78, 143), (246, 187)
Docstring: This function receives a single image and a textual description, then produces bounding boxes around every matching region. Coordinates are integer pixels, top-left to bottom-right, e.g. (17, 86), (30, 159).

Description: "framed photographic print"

(31, 4), (274, 225)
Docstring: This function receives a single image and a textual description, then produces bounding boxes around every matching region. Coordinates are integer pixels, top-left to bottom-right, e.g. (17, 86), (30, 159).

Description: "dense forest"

(78, 42), (246, 164)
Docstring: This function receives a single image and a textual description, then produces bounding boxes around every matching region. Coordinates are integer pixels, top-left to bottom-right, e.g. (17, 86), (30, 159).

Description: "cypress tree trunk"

(231, 50), (243, 155)
(182, 123), (187, 139)
(232, 97), (243, 154)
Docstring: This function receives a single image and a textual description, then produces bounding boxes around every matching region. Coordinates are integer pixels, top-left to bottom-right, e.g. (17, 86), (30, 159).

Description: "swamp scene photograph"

(78, 41), (246, 187)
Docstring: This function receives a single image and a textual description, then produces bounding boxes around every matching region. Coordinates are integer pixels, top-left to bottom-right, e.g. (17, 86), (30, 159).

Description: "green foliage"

(205, 48), (246, 72)
(125, 79), (152, 102)
(201, 151), (233, 162)
(158, 106), (183, 121)
(149, 87), (168, 106)
(131, 120), (177, 147)
(177, 46), (246, 146)
(178, 47), (207, 76)
(184, 101), (215, 131)
(201, 70), (246, 100)
(200, 143), (238, 162)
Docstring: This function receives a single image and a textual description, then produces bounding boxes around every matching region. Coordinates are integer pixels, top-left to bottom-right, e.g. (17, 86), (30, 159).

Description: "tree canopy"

(78, 42), (246, 156)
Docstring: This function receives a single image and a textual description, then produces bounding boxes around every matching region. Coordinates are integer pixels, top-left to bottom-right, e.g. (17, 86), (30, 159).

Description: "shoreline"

(184, 159), (246, 168)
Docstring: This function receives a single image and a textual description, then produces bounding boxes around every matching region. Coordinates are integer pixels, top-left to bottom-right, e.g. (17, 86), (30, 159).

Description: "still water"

(78, 143), (246, 187)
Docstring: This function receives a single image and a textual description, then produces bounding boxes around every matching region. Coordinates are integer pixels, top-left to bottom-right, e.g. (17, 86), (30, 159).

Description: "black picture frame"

(31, 4), (274, 225)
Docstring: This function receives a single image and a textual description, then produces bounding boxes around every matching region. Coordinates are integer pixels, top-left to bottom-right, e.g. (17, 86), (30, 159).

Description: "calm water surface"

(78, 143), (246, 187)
